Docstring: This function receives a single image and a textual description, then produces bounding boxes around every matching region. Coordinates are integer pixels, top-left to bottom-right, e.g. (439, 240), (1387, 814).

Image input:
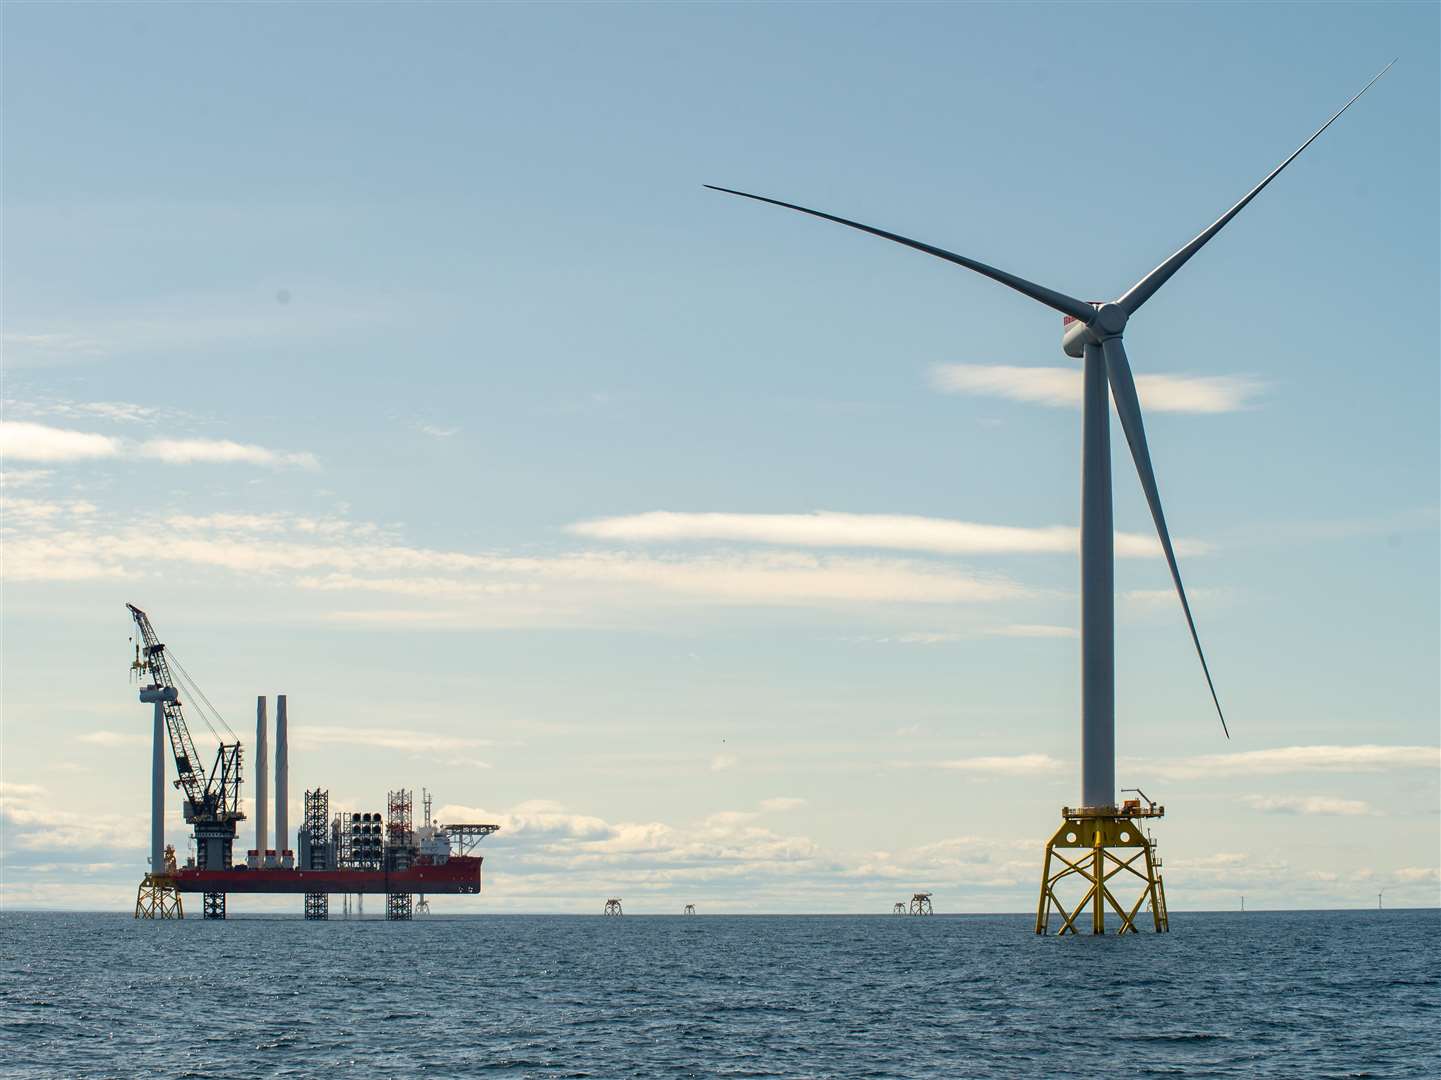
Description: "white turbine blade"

(1101, 336), (1229, 738)
(1117, 61), (1395, 316)
(705, 185), (1097, 324)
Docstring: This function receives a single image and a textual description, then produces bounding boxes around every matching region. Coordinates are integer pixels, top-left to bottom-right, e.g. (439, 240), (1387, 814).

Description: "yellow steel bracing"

(134, 874), (184, 919)
(1035, 811), (1168, 935)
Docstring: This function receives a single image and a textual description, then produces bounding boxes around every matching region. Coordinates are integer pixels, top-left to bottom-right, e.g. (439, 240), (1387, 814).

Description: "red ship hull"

(173, 856), (482, 894)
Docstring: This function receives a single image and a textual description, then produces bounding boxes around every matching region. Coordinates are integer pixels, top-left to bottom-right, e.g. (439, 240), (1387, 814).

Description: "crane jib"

(125, 603), (245, 837)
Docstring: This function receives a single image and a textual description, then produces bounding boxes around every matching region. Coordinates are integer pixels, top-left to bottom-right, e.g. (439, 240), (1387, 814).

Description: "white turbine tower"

(708, 64), (1391, 934)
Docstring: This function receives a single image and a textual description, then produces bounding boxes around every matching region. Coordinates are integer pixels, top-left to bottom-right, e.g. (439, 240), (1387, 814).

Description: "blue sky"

(2, 2), (1437, 913)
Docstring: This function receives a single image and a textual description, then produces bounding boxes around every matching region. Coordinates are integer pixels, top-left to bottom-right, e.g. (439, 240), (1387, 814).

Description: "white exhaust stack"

(275, 695), (289, 861)
(255, 696), (268, 857)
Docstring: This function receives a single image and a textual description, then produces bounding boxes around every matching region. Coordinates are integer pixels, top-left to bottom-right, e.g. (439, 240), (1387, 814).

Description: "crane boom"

(126, 603), (244, 828)
(128, 604), (207, 807)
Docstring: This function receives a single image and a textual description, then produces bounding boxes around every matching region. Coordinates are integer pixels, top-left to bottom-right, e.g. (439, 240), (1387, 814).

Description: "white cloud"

(0, 420), (317, 469)
(1158, 745), (1440, 780)
(711, 753), (739, 772)
(1, 421), (121, 462)
(936, 753), (1064, 775)
(1243, 795), (1377, 816)
(930, 364), (1264, 414)
(571, 510), (1201, 559)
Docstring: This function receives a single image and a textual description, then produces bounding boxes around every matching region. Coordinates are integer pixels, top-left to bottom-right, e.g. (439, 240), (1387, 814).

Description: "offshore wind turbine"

(708, 64), (1391, 934)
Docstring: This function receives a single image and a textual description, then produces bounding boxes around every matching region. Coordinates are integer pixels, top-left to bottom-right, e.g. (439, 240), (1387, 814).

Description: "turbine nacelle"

(1060, 302), (1128, 358)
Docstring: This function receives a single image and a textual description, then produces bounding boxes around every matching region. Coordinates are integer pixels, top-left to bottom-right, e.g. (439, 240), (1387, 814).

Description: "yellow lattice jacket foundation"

(1035, 800), (1168, 935)
(134, 845), (184, 920)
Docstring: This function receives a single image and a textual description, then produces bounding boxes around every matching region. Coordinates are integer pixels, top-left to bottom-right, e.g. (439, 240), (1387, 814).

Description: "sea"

(2, 909), (1437, 1078)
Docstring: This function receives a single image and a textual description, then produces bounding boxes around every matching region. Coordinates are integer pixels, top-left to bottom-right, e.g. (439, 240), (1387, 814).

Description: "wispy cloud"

(74, 731), (149, 747)
(293, 725), (492, 754)
(1394, 867), (1440, 884)
(1243, 794), (1376, 816)
(0, 782), (144, 853)
(0, 332), (106, 361)
(3, 285), (395, 367)
(297, 574), (540, 598)
(0, 469), (53, 490)
(1216, 506), (1441, 549)
(1157, 744), (1440, 780)
(889, 631), (967, 645)
(571, 510), (1202, 559)
(987, 624), (1077, 639)
(868, 625), (1076, 645)
(432, 797), (825, 893)
(936, 753), (1064, 775)
(291, 725), (492, 769)
(138, 439), (318, 469)
(5, 502), (1031, 607)
(760, 797), (805, 812)
(1122, 586), (1232, 616)
(930, 364), (1264, 414)
(0, 421), (317, 469)
(3, 398), (174, 424)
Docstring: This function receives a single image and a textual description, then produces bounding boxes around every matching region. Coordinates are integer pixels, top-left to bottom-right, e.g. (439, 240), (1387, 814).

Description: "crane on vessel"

(127, 603), (245, 917)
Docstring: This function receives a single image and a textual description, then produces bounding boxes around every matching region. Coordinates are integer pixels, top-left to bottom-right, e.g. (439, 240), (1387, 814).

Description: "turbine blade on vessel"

(1116, 60), (1395, 316)
(705, 185), (1096, 324)
(1101, 336), (1229, 738)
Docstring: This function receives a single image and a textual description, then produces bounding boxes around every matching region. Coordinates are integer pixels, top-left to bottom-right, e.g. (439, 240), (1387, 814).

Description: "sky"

(2, 2), (1437, 915)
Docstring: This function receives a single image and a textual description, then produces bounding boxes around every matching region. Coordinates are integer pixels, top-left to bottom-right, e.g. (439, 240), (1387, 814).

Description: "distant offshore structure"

(128, 603), (498, 920)
(709, 63), (1392, 935)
